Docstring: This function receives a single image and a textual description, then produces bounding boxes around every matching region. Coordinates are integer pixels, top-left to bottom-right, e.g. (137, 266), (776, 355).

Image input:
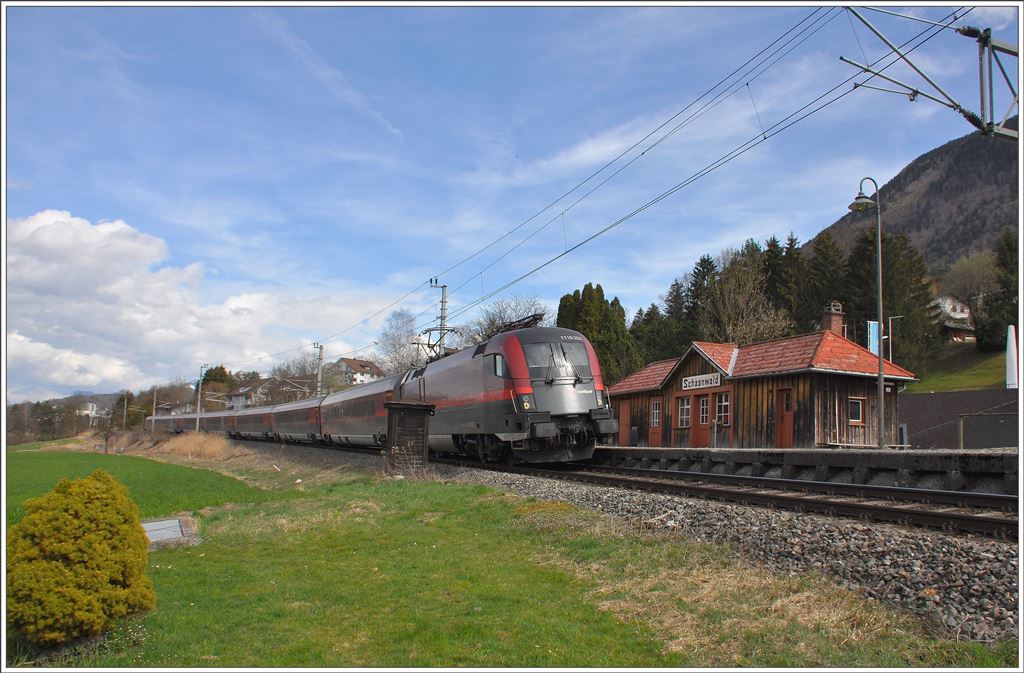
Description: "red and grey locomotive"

(148, 326), (616, 463)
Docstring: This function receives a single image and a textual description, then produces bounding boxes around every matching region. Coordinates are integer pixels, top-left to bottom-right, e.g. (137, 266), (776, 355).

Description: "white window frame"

(716, 392), (730, 427)
(651, 400), (661, 428)
(849, 397), (865, 425)
(699, 397), (710, 425)
(679, 397), (691, 429)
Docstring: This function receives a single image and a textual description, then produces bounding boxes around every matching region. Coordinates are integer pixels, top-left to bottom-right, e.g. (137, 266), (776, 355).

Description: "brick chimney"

(823, 300), (845, 336)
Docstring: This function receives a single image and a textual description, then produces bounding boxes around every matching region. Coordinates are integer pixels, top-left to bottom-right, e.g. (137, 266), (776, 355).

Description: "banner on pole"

(867, 320), (879, 355)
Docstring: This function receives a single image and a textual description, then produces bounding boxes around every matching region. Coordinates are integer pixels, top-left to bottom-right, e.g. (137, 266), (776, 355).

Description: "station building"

(608, 303), (916, 449)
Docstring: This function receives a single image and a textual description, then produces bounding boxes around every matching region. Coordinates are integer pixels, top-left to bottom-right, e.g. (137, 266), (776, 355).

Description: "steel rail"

(432, 457), (1017, 539)
(576, 463), (1017, 510)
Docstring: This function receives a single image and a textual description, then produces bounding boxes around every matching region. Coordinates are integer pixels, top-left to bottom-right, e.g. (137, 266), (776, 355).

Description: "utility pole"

(195, 364), (208, 432)
(430, 277), (448, 354)
(314, 342), (324, 396)
(151, 388), (157, 433)
(122, 392), (128, 432)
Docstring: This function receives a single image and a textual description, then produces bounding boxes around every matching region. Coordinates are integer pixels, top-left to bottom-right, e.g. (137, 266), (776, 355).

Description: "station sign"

(681, 372), (721, 390)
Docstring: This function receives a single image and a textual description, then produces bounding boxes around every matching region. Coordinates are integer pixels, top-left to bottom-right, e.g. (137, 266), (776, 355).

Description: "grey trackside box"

(383, 400), (436, 473)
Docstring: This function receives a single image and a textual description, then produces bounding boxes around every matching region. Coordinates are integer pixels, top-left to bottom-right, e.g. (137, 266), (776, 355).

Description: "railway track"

(432, 456), (1019, 539)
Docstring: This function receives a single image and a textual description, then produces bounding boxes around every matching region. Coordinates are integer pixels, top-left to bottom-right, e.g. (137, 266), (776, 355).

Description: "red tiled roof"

(607, 358), (678, 395)
(731, 332), (824, 377)
(337, 357), (385, 377)
(609, 331), (916, 397)
(691, 341), (737, 373)
(808, 330), (916, 379)
(729, 330), (915, 379)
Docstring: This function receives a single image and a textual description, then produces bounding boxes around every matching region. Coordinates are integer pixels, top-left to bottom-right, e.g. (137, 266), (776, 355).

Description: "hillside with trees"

(808, 117), (1018, 274)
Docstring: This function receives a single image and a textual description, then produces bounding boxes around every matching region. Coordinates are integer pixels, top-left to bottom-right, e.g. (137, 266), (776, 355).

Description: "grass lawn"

(5, 436), (87, 453)
(907, 342), (1008, 393)
(4, 451), (299, 527)
(5, 448), (1018, 668)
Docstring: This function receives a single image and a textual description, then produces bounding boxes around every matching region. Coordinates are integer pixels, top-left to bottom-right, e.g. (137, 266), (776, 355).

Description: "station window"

(716, 392), (731, 426)
(849, 398), (865, 425)
(699, 397), (710, 425)
(678, 397), (691, 429)
(651, 400), (661, 427)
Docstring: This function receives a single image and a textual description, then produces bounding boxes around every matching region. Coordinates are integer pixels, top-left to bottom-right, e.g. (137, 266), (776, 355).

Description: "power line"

(192, 8), (966, 375)
(433, 8), (965, 328)
(204, 8), (833, 372)
(441, 8), (844, 306)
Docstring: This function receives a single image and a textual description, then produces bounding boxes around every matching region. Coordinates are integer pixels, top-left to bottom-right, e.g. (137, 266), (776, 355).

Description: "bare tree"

(454, 295), (551, 347)
(942, 250), (998, 320)
(699, 249), (792, 345)
(375, 309), (426, 375)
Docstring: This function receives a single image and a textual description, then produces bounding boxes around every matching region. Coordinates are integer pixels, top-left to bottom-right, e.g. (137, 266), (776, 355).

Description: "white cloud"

(4, 209), (426, 402)
(252, 9), (401, 138)
(6, 332), (157, 393)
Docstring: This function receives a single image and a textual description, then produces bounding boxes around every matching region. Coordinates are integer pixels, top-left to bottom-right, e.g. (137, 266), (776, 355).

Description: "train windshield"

(523, 341), (593, 382)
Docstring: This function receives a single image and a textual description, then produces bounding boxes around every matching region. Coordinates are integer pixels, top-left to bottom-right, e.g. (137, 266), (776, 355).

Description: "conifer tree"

(844, 227), (940, 373)
(683, 255), (719, 328)
(763, 235), (785, 311)
(806, 232), (847, 331)
(557, 283), (643, 384)
(779, 232), (811, 332)
(975, 228), (1019, 352)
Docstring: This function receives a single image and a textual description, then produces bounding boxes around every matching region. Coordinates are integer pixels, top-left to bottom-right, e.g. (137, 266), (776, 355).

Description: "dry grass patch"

(515, 504), (923, 664)
(559, 547), (912, 660)
(153, 433), (242, 460)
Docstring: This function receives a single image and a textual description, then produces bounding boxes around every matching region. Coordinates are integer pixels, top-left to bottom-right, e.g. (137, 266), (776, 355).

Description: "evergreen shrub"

(6, 469), (156, 647)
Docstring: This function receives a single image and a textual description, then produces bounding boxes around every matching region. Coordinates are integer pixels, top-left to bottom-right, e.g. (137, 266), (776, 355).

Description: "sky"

(3, 2), (1021, 403)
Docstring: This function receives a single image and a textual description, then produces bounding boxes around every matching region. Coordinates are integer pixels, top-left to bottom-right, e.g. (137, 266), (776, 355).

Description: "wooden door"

(775, 388), (794, 448)
(648, 399), (663, 447)
(691, 395), (711, 447)
(618, 399), (631, 446)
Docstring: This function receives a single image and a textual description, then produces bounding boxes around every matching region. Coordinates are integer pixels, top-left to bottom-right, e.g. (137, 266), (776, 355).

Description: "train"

(147, 326), (618, 464)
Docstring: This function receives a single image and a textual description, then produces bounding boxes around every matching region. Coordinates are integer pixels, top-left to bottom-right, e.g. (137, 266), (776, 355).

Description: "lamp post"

(849, 177), (886, 450)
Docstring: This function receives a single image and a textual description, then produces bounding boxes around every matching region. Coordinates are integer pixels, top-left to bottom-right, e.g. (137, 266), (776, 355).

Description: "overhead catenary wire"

(195, 8), (836, 372)
(433, 7), (967, 329)
(440, 7), (844, 304)
(193, 7), (967, 376)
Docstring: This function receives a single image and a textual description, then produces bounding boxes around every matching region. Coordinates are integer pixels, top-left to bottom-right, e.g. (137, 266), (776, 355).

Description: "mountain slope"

(808, 117), (1018, 273)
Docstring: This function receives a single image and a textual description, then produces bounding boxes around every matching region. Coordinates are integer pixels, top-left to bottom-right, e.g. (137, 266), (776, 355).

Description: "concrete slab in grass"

(142, 515), (200, 550)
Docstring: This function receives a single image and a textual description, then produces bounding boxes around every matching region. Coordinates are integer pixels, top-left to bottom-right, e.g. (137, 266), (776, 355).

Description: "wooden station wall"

(613, 359), (900, 448)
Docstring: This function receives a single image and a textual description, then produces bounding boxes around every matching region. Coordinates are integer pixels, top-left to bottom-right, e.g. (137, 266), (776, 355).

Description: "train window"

(523, 342), (592, 381)
(493, 354), (509, 378)
(412, 367), (426, 379)
(559, 342), (593, 379)
(473, 343), (488, 358)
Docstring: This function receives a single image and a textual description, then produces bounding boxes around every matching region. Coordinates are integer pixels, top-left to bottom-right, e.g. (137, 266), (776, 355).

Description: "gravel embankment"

(429, 462), (1019, 643)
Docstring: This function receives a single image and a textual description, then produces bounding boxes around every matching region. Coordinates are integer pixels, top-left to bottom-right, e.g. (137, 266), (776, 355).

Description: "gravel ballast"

(430, 461), (1019, 643)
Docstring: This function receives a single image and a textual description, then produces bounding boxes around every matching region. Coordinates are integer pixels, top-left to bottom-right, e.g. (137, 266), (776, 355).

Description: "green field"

(4, 451), (293, 527)
(907, 342), (1008, 393)
(4, 449), (1018, 668)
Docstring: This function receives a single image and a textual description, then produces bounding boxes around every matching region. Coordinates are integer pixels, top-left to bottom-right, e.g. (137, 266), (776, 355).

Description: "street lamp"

(849, 177), (886, 450)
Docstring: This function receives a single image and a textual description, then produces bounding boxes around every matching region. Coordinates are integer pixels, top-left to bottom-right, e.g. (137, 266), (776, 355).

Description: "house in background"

(608, 302), (916, 449)
(933, 295), (976, 342)
(77, 402), (100, 427)
(226, 378), (274, 410)
(330, 357), (385, 386)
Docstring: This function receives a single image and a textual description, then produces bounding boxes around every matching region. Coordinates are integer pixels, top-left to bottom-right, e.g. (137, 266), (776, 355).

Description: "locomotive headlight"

(519, 393), (536, 411)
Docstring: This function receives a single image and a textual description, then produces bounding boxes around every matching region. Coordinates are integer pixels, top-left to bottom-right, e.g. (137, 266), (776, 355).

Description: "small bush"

(6, 469), (155, 647)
